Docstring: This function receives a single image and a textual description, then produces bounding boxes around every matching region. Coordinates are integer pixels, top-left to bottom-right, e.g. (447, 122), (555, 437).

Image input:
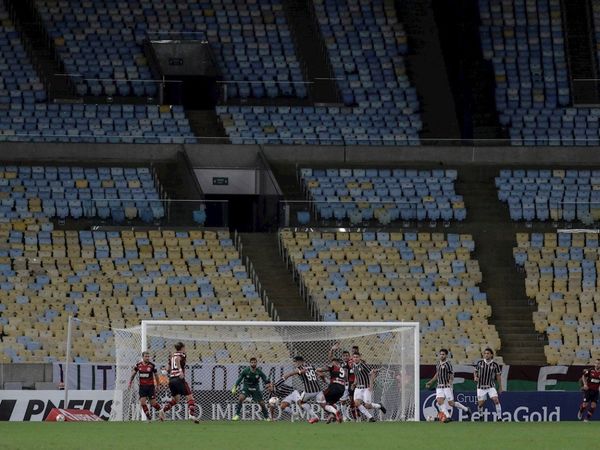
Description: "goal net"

(111, 321), (419, 422)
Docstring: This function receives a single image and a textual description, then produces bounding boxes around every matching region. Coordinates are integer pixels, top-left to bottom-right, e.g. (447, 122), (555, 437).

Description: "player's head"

(352, 346), (359, 354)
(352, 352), (361, 363)
(439, 349), (448, 361)
(142, 351), (150, 363)
(174, 341), (185, 352)
(595, 359), (600, 370)
(331, 358), (341, 367)
(250, 357), (257, 368)
(342, 350), (350, 362)
(293, 355), (304, 367)
(483, 348), (494, 360)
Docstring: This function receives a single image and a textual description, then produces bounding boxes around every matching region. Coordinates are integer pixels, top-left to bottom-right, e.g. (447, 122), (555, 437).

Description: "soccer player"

(231, 357), (270, 421)
(316, 358), (346, 423)
(128, 351), (162, 421)
(266, 377), (302, 420)
(352, 352), (386, 422)
(282, 355), (323, 424)
(424, 349), (471, 422)
(473, 347), (503, 422)
(577, 358), (600, 422)
(160, 342), (199, 423)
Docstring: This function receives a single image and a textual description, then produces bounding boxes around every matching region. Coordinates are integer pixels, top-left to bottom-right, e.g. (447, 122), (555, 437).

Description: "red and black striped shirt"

(134, 361), (157, 386)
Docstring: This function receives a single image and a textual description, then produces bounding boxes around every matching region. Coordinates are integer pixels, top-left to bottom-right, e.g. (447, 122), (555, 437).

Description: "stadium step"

(457, 167), (547, 365)
(282, 0), (340, 103)
(239, 232), (313, 321)
(187, 110), (228, 143)
(5, 0), (77, 101)
(561, 0), (600, 105)
(432, 0), (507, 142)
(396, 0), (461, 143)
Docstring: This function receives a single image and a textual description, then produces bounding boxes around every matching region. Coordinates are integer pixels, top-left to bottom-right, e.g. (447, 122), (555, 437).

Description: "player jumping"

(352, 352), (386, 422)
(425, 348), (472, 422)
(578, 359), (600, 422)
(231, 357), (270, 421)
(316, 358), (346, 423)
(129, 351), (162, 421)
(282, 355), (323, 424)
(160, 342), (199, 423)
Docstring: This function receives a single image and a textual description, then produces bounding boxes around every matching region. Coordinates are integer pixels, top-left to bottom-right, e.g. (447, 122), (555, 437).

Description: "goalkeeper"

(231, 357), (271, 421)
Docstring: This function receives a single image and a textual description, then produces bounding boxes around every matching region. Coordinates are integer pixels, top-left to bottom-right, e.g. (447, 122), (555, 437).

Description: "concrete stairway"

(186, 110), (228, 144)
(282, 0), (339, 103)
(240, 233), (313, 321)
(457, 167), (546, 365)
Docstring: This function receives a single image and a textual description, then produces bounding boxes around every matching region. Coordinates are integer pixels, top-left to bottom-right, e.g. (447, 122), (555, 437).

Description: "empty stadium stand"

(216, 0), (422, 145)
(496, 169), (600, 223)
(514, 231), (600, 365)
(35, 0), (304, 99)
(0, 226), (270, 363)
(299, 168), (465, 225)
(280, 229), (501, 364)
(478, 0), (600, 145)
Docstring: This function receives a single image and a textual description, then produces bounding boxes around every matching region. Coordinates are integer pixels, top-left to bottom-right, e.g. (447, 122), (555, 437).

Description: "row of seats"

(0, 165), (162, 222)
(0, 104), (195, 143)
(514, 232), (600, 365)
(36, 0), (304, 98)
(497, 169), (600, 222)
(0, 227), (271, 363)
(480, 0), (600, 145)
(280, 229), (500, 364)
(300, 168), (465, 224)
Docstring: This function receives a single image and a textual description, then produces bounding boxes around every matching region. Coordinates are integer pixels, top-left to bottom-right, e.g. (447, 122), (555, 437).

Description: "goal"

(111, 321), (419, 422)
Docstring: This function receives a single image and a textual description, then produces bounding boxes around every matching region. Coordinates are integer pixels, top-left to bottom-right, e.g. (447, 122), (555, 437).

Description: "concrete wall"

(0, 364), (53, 389)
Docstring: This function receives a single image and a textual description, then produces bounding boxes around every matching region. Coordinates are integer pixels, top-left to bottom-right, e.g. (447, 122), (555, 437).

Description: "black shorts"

(583, 389), (599, 403)
(139, 385), (156, 399)
(169, 377), (191, 397)
(324, 383), (345, 404)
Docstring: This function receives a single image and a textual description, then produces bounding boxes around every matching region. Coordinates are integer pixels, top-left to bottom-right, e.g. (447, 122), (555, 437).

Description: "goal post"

(111, 320), (420, 422)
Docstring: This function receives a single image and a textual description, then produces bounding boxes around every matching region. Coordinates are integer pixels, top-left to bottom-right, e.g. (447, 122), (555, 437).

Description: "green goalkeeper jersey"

(235, 367), (269, 390)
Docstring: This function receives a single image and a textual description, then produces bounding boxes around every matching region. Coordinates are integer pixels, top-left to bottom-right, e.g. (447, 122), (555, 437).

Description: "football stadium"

(0, 0), (598, 448)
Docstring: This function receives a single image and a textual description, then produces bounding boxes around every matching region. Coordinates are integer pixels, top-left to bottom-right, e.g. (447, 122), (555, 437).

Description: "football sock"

(495, 404), (502, 418)
(358, 405), (373, 419)
(579, 404), (587, 413)
(152, 403), (161, 411)
(142, 404), (151, 420)
(187, 399), (197, 417)
(453, 401), (469, 412)
(371, 403), (382, 410)
(587, 405), (596, 418)
(477, 405), (484, 414)
(438, 402), (448, 416)
(261, 405), (269, 418)
(301, 403), (318, 419)
(324, 405), (337, 415)
(236, 401), (243, 415)
(163, 399), (177, 412)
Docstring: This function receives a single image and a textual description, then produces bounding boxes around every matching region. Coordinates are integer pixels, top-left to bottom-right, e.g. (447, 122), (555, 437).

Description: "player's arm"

(581, 371), (589, 390)
(495, 372), (503, 394)
(368, 367), (379, 390)
(328, 342), (340, 361)
(258, 369), (270, 386)
(152, 364), (160, 386)
(282, 370), (298, 380)
(128, 366), (137, 388)
(232, 368), (247, 394)
(473, 363), (479, 383)
(425, 371), (438, 389)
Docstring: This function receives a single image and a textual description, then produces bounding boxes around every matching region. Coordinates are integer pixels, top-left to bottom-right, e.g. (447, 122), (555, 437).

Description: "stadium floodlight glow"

(111, 321), (420, 422)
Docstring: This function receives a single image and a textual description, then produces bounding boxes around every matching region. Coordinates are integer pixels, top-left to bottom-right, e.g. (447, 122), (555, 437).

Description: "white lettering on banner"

(52, 363), (116, 390)
(0, 391), (118, 421)
(537, 366), (569, 391)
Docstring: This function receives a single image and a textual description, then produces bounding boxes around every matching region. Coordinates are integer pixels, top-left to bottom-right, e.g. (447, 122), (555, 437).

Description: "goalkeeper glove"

(231, 385), (238, 395)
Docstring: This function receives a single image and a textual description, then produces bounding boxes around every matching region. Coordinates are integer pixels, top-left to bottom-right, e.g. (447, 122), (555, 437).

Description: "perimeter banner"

(420, 391), (583, 421)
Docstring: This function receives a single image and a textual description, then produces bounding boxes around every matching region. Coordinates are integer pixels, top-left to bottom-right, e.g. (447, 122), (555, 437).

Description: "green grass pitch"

(0, 421), (597, 450)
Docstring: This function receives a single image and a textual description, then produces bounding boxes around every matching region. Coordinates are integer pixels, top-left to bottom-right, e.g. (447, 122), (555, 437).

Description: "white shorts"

(435, 387), (454, 401)
(300, 391), (324, 403)
(353, 387), (372, 404)
(282, 391), (301, 405)
(477, 387), (498, 401)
